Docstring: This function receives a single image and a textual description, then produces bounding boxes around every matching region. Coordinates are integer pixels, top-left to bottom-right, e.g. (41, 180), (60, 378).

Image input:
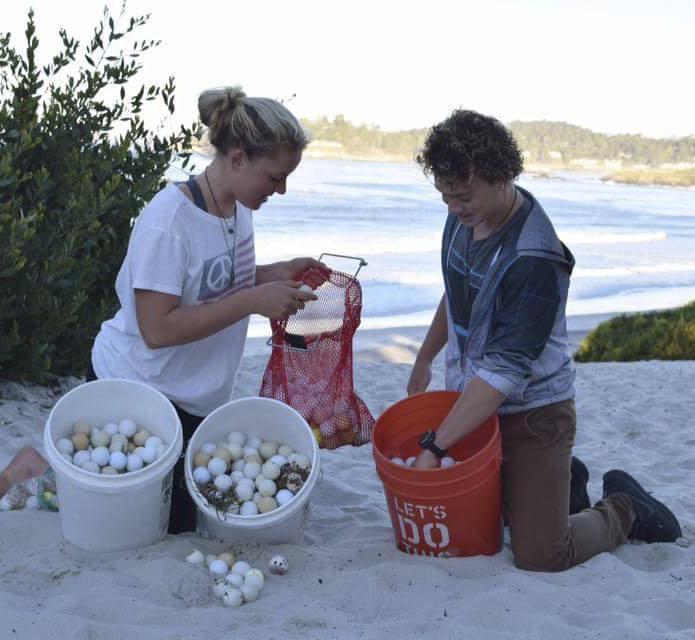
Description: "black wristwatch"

(418, 430), (448, 458)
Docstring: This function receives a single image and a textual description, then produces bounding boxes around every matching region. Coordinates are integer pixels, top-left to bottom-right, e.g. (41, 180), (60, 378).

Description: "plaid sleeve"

(474, 257), (561, 395)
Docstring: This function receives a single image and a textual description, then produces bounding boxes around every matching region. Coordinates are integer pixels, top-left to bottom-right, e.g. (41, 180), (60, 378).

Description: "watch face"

(419, 430), (434, 448)
(418, 430), (446, 457)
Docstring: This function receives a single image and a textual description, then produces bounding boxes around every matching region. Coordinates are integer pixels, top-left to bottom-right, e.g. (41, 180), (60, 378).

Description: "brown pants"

(500, 398), (635, 572)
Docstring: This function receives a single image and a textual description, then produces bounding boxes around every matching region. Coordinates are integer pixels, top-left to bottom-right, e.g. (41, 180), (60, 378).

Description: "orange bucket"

(373, 391), (502, 557)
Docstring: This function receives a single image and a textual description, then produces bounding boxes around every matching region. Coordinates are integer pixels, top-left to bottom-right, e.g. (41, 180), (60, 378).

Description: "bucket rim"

(44, 378), (183, 491)
(372, 390), (500, 477)
(184, 395), (320, 525)
(375, 448), (501, 493)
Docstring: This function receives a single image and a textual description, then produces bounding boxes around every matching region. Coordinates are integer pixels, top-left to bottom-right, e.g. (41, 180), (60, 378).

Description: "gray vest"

(442, 186), (576, 414)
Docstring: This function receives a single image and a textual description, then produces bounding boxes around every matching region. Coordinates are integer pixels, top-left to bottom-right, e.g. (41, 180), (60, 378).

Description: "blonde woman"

(89, 86), (325, 533)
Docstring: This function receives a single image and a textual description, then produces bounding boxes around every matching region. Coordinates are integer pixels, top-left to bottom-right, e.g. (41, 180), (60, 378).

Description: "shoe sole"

(603, 469), (682, 541)
(570, 456), (590, 514)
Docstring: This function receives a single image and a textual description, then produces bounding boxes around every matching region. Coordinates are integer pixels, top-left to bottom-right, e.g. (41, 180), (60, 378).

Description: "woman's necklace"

(462, 187), (518, 299)
(205, 167), (237, 286)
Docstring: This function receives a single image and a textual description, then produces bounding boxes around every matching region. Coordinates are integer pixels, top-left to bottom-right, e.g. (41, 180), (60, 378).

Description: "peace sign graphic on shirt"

(198, 253), (234, 301)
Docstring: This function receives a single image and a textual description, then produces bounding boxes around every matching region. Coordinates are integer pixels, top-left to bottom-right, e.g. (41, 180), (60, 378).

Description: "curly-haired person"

(408, 109), (681, 571)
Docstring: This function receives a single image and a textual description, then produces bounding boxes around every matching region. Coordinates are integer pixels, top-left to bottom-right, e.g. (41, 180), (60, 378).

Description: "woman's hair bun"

(198, 85), (308, 157)
(199, 86), (246, 127)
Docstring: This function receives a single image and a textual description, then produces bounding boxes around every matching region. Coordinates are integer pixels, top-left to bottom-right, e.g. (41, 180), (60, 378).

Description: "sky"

(3, 0), (695, 139)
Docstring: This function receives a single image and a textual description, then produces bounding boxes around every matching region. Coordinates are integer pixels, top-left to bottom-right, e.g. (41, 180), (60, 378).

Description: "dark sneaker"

(569, 456), (591, 515)
(603, 470), (682, 543)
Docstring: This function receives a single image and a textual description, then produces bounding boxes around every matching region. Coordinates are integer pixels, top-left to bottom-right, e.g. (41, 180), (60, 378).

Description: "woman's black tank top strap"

(177, 176), (208, 212)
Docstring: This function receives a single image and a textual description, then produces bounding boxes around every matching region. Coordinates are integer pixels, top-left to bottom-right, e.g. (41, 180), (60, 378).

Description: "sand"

(0, 322), (693, 639)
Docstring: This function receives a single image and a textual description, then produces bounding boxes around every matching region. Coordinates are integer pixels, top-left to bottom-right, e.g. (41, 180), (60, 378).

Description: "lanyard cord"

(204, 167), (237, 284)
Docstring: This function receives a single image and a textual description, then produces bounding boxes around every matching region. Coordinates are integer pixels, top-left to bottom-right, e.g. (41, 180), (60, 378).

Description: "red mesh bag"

(259, 265), (374, 448)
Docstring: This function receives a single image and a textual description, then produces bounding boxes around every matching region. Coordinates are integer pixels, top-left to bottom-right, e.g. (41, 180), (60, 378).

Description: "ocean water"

(168, 156), (695, 338)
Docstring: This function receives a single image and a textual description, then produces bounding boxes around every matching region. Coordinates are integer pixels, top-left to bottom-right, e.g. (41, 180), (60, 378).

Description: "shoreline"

(301, 151), (695, 188)
(244, 310), (621, 361)
(189, 146), (695, 189)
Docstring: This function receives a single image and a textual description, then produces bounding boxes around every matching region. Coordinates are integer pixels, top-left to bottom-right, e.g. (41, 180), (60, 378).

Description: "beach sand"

(1, 321), (694, 639)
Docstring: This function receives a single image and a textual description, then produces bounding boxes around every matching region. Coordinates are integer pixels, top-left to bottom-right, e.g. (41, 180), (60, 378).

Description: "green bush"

(0, 7), (197, 382)
(575, 302), (695, 362)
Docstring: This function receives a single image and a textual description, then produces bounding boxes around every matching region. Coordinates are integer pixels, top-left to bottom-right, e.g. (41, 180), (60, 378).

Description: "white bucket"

(44, 379), (183, 552)
(185, 397), (320, 545)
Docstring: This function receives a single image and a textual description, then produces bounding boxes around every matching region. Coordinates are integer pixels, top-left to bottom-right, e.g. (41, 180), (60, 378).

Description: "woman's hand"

(406, 357), (432, 396)
(257, 257), (330, 284)
(251, 280), (317, 320)
(284, 257), (330, 280)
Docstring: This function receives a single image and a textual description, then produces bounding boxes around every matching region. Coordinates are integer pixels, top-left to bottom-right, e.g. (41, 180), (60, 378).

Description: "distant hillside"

(508, 120), (695, 168)
(299, 116), (695, 182)
(301, 115), (427, 162)
(192, 116), (695, 185)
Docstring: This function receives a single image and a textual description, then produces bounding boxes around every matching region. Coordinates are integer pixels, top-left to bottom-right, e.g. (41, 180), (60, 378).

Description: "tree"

(0, 5), (198, 382)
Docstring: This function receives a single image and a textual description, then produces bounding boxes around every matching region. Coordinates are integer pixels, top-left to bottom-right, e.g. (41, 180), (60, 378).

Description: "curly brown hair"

(417, 110), (524, 184)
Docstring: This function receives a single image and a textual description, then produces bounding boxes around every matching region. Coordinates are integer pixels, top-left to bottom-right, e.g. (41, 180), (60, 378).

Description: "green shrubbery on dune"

(575, 302), (695, 362)
(0, 9), (197, 382)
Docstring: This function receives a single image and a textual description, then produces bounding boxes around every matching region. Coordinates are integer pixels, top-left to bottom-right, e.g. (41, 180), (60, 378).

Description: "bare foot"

(0, 475), (9, 499)
(0, 446), (49, 497)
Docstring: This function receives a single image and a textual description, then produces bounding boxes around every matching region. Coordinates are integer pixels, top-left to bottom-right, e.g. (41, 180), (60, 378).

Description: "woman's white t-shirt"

(92, 184), (256, 416)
